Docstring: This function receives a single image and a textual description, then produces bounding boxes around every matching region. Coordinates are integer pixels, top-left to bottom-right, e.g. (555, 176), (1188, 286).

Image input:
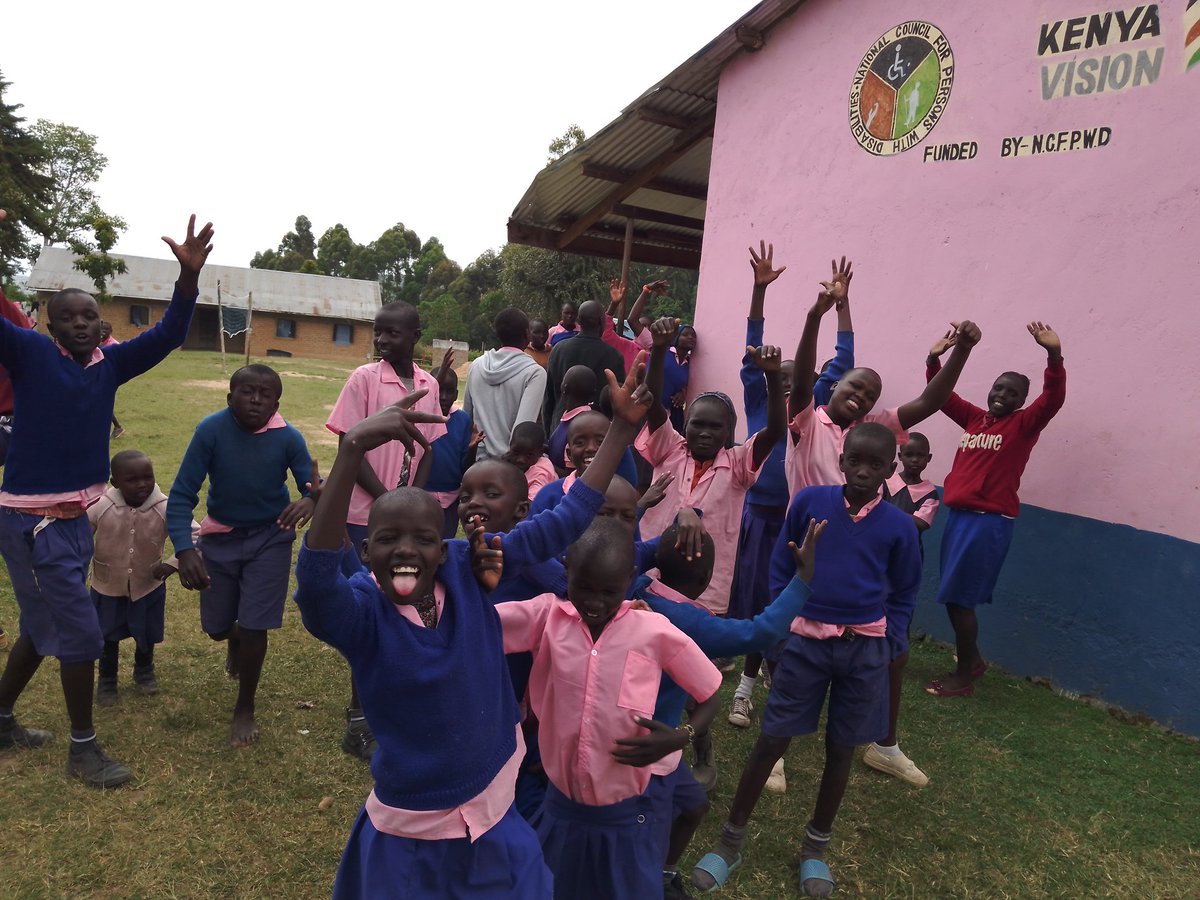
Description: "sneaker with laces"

(96, 675), (119, 707)
(133, 664), (159, 696)
(766, 756), (787, 794)
(728, 695), (753, 728)
(862, 742), (929, 787)
(0, 717), (52, 749)
(342, 718), (378, 762)
(67, 740), (132, 788)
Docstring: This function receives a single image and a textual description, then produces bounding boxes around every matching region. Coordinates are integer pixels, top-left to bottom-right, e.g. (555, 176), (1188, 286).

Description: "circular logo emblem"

(849, 22), (955, 156)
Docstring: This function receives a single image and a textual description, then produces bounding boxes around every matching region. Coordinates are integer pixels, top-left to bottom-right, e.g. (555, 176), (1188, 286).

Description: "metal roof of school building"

(27, 246), (381, 322)
(506, 0), (807, 270)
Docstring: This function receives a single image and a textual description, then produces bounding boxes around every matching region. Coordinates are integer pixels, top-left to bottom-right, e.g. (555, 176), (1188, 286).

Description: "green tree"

(372, 222), (422, 302)
(30, 119), (112, 248)
(68, 212), (128, 301)
(449, 249), (503, 345)
(250, 215), (318, 272)
(418, 293), (466, 342)
(0, 70), (52, 279)
(547, 124), (586, 165)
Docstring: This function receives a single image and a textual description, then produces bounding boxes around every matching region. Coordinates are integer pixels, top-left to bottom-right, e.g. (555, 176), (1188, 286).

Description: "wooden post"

(245, 291), (253, 366)
(618, 217), (635, 331)
(216, 280), (227, 372)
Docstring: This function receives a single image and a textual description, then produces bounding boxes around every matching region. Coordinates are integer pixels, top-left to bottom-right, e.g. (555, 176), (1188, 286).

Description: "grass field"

(1, 351), (1197, 898)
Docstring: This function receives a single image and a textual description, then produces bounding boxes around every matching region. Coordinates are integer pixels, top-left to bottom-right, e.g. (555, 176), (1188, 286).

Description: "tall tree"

(372, 222), (422, 303)
(68, 212), (128, 302)
(31, 119), (112, 248)
(250, 215), (318, 273)
(0, 70), (52, 279)
(547, 124), (586, 165)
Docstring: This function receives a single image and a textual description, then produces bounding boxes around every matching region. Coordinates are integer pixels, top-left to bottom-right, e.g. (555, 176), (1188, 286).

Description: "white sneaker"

(766, 757), (786, 793)
(862, 743), (929, 787)
(728, 695), (753, 728)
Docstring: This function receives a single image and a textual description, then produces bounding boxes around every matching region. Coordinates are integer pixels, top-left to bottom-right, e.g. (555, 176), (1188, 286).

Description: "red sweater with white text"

(926, 358), (1065, 517)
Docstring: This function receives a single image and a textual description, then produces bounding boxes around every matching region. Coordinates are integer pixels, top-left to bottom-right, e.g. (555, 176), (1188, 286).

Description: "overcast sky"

(3, 1), (743, 269)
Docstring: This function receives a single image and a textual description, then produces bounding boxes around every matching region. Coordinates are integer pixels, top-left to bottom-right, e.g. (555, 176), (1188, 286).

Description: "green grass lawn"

(1, 351), (1197, 898)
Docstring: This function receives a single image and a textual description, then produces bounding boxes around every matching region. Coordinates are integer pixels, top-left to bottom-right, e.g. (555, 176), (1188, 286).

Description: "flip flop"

(799, 858), (836, 896)
(969, 660), (989, 681)
(924, 678), (975, 698)
(691, 852), (742, 893)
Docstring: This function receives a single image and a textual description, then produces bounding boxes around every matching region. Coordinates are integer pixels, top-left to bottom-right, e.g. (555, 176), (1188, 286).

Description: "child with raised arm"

(635, 517), (824, 899)
(484, 517), (722, 900)
(294, 358), (652, 899)
(603, 277), (665, 368)
(0, 214), (212, 788)
(88, 450), (191, 706)
(924, 322), (1066, 698)
(167, 364), (315, 748)
(693, 424), (922, 896)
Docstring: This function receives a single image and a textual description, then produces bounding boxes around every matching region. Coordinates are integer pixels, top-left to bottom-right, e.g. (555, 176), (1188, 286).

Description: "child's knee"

(752, 733), (790, 763)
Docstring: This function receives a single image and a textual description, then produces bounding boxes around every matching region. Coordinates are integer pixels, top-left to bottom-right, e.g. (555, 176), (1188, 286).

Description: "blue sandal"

(800, 858), (836, 896)
(690, 852), (743, 893)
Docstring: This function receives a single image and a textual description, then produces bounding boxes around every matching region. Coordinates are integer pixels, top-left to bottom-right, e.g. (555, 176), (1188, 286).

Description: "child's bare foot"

(924, 671), (975, 697)
(230, 709), (259, 748)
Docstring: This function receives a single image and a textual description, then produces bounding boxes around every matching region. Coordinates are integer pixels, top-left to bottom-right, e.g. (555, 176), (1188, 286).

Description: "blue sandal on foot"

(691, 852), (742, 893)
(800, 858), (836, 896)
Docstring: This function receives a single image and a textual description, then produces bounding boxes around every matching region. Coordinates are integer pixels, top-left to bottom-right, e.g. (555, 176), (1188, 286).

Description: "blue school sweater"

(0, 284), (198, 495)
(638, 574), (812, 726)
(742, 319), (854, 508)
(294, 479), (604, 810)
(769, 485), (921, 654)
(425, 408), (472, 493)
(167, 409), (313, 552)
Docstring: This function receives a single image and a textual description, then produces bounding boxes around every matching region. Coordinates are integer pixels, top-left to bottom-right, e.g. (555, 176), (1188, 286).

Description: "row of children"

(0, 206), (1065, 896)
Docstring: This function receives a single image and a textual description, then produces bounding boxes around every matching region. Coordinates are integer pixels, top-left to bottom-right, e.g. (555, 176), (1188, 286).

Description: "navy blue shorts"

(92, 583), (166, 652)
(648, 759), (709, 863)
(198, 524), (295, 634)
(761, 632), (889, 747)
(936, 508), (1016, 609)
(726, 502), (786, 621)
(334, 803), (551, 899)
(0, 509), (102, 663)
(538, 783), (662, 900)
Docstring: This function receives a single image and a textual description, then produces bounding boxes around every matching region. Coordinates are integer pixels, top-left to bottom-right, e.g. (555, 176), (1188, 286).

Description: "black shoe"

(664, 871), (693, 899)
(132, 664), (159, 696)
(341, 717), (378, 762)
(0, 716), (52, 749)
(96, 675), (119, 707)
(67, 740), (132, 788)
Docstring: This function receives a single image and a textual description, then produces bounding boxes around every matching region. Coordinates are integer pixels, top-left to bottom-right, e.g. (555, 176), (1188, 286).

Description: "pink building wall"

(693, 0), (1199, 543)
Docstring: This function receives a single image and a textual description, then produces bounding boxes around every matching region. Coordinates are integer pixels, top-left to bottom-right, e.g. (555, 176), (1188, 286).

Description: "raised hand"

(649, 316), (679, 349)
(605, 350), (654, 426)
(747, 344), (782, 373)
(749, 240), (787, 287)
(788, 517), (827, 583)
(436, 346), (456, 381)
(468, 516), (503, 591)
(643, 279), (670, 296)
(954, 319), (982, 349)
(609, 278), (627, 306)
(343, 389), (446, 454)
(1027, 321), (1061, 356)
(468, 425), (486, 451)
(161, 214), (215, 276)
(928, 327), (957, 359)
(820, 256), (853, 308)
(638, 472), (675, 511)
(611, 716), (688, 766)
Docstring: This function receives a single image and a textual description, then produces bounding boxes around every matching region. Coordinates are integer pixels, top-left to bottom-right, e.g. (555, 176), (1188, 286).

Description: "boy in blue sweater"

(294, 357), (651, 899)
(167, 364), (315, 748)
(693, 423), (921, 896)
(0, 215), (212, 788)
(638, 517), (824, 900)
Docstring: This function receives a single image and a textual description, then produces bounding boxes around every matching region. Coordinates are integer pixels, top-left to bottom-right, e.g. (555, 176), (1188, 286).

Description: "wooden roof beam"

(612, 203), (705, 232)
(507, 221), (701, 270)
(635, 106), (697, 130)
(580, 164), (708, 201)
(557, 111), (715, 250)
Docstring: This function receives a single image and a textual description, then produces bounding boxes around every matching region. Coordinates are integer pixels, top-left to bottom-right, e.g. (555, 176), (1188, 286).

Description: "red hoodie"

(926, 358), (1066, 517)
(0, 289), (33, 415)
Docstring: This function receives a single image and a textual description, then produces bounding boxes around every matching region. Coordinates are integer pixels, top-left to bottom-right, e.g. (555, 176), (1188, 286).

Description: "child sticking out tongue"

(392, 567), (419, 597)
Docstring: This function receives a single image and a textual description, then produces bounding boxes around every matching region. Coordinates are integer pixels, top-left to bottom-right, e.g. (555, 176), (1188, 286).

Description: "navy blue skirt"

(936, 509), (1016, 609)
(333, 803), (551, 899)
(92, 584), (166, 652)
(537, 783), (662, 900)
(726, 503), (786, 620)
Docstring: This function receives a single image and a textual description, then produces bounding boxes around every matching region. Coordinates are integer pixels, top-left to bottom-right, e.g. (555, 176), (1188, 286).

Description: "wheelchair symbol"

(886, 44), (908, 82)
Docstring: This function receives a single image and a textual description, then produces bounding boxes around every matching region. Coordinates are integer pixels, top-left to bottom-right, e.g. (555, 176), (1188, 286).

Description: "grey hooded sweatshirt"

(462, 347), (548, 461)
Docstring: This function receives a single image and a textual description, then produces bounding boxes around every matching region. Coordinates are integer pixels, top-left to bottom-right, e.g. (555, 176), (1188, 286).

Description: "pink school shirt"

(784, 403), (907, 496)
(635, 424), (764, 615)
(884, 472), (940, 527)
(547, 322), (577, 341)
(364, 582), (523, 842)
(497, 594), (722, 806)
(326, 361), (447, 526)
(600, 316), (652, 370)
(525, 456), (558, 499)
(791, 491), (887, 639)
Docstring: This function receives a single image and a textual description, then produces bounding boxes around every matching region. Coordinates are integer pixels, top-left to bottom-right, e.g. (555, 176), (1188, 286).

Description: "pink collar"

(255, 412), (288, 433)
(55, 342), (105, 368)
(646, 578), (710, 611)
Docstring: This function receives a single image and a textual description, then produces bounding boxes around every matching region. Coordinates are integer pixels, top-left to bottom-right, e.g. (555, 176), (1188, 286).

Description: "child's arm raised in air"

(896, 319), (982, 430)
(814, 266), (856, 406)
(923, 327), (978, 427)
(308, 391), (445, 551)
(1022, 321), (1066, 429)
(644, 318), (678, 432)
(626, 280), (666, 337)
(788, 257), (850, 422)
(747, 344), (786, 468)
(743, 242), (787, 428)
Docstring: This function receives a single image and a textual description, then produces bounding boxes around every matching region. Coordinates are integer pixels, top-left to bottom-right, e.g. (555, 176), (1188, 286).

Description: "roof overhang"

(506, 0), (806, 270)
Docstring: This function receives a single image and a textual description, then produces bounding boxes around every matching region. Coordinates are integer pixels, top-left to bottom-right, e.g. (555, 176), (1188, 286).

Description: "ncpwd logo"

(850, 21), (955, 156)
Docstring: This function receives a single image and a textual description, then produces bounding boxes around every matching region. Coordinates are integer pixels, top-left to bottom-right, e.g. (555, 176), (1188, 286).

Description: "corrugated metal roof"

(27, 246), (381, 322)
(508, 0), (807, 269)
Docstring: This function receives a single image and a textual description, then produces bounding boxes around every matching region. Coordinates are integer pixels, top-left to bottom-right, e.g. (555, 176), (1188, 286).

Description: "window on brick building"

(332, 323), (353, 346)
(130, 305), (150, 326)
(276, 318), (296, 339)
